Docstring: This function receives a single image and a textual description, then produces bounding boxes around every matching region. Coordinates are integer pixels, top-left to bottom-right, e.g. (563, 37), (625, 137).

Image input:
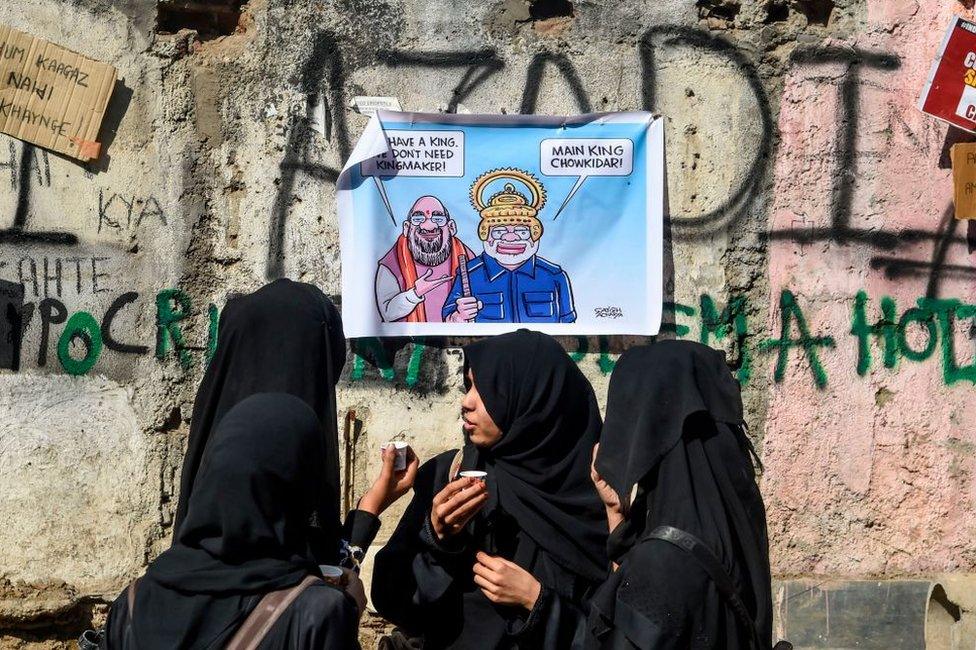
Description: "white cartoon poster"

(337, 111), (663, 337)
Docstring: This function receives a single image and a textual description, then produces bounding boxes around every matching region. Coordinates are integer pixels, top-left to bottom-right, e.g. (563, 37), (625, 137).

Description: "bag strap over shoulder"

(122, 574), (324, 649)
(647, 526), (771, 650)
(225, 575), (324, 650)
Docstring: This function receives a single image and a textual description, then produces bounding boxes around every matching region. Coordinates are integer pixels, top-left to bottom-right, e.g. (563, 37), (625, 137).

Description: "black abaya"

(173, 279), (347, 559)
(583, 341), (773, 650)
(460, 331), (610, 582)
(101, 394), (360, 649)
(373, 330), (608, 649)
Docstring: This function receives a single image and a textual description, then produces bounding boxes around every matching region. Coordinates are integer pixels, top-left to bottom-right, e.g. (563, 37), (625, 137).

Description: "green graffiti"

(406, 338), (426, 387)
(852, 294), (976, 385)
(57, 311), (103, 376)
(142, 288), (970, 392)
(348, 338), (430, 385)
(760, 290), (836, 389)
(597, 336), (616, 374)
(661, 301), (695, 337)
(351, 338), (395, 382)
(850, 291), (898, 375)
(205, 303), (219, 367)
(350, 354), (366, 381)
(569, 336), (588, 362)
(700, 294), (751, 384)
(896, 305), (937, 363)
(569, 336), (616, 374)
(156, 289), (192, 369)
(919, 298), (976, 386)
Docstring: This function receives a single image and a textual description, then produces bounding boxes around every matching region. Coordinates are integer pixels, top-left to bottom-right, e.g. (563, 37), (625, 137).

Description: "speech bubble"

(362, 130), (465, 177)
(363, 130), (465, 225)
(540, 138), (634, 220)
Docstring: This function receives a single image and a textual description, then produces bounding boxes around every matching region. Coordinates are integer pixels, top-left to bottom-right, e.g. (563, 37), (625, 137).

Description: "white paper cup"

(383, 441), (410, 471)
(459, 470), (488, 482)
(319, 564), (345, 585)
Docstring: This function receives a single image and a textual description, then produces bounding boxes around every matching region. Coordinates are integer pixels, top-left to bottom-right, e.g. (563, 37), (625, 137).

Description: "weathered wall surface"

(0, 0), (974, 643)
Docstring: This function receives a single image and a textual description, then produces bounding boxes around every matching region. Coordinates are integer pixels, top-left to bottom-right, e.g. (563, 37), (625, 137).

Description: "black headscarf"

(461, 330), (607, 582)
(173, 279), (346, 561)
(595, 339), (743, 512)
(134, 393), (330, 648)
(594, 340), (772, 644)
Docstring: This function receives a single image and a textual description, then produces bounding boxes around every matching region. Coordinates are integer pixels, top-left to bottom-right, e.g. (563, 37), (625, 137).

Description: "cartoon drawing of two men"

(374, 170), (576, 324)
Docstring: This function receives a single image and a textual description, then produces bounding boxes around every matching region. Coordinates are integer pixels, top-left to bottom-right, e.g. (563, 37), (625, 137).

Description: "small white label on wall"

(309, 94), (327, 136)
(352, 96), (403, 116)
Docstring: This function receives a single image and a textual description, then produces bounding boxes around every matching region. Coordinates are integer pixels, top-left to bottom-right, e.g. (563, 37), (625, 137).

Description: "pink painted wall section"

(763, 2), (976, 576)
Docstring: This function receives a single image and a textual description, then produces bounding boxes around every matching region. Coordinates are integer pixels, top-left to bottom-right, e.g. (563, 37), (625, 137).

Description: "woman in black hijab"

(173, 279), (407, 565)
(373, 330), (608, 649)
(583, 340), (774, 650)
(102, 393), (363, 648)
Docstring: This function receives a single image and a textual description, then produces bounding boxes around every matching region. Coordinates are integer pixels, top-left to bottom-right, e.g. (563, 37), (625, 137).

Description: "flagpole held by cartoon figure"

(454, 252), (481, 323)
(458, 253), (472, 297)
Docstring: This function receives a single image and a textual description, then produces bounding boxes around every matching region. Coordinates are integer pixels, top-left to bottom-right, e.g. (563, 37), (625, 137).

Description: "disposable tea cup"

(383, 441), (410, 471)
(459, 470), (488, 482)
(319, 564), (346, 586)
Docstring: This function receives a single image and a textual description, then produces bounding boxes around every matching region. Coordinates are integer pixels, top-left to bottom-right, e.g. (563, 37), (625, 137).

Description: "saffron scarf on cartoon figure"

(172, 279), (346, 563)
(395, 234), (466, 322)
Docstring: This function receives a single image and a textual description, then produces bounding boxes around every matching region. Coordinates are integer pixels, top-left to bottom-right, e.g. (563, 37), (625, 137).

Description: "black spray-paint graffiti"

(267, 39), (509, 279)
(97, 190), (168, 233)
(638, 25), (774, 239)
(266, 25), (775, 245)
(266, 27), (976, 301)
(16, 255), (113, 298)
(377, 49), (506, 115)
(0, 142), (77, 244)
(0, 27), (968, 385)
(766, 46), (976, 298)
(267, 31), (347, 280)
(0, 278), (24, 370)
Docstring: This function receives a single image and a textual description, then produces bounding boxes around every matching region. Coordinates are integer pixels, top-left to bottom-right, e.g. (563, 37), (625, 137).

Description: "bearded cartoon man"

(443, 170), (576, 324)
(375, 195), (475, 322)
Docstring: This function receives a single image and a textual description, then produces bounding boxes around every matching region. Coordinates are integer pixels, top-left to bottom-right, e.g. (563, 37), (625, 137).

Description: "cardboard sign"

(951, 142), (976, 219)
(918, 16), (976, 133)
(0, 24), (116, 161)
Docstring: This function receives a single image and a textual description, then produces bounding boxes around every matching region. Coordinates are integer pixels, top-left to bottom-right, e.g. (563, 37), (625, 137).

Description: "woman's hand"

(591, 444), (625, 533)
(358, 444), (420, 516)
(473, 552), (541, 611)
(430, 477), (488, 540)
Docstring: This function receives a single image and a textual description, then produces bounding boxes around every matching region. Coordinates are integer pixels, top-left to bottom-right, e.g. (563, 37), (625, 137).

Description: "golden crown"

(469, 169), (546, 242)
(470, 169), (547, 219)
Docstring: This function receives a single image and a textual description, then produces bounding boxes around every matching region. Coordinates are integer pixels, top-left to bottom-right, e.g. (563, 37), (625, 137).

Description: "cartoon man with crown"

(443, 169), (576, 323)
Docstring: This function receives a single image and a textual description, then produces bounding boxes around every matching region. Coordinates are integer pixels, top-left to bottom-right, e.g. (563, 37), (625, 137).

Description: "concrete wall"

(1, 0), (974, 644)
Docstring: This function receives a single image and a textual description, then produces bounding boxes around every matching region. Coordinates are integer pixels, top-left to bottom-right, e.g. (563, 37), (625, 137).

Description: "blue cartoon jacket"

(442, 252), (576, 323)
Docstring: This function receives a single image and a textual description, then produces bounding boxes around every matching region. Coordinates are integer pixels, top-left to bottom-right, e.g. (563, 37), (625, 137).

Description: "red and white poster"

(918, 16), (976, 132)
